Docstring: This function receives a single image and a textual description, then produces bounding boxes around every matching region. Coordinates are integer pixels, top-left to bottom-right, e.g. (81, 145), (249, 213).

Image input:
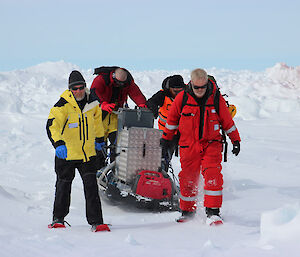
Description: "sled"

(96, 108), (180, 211)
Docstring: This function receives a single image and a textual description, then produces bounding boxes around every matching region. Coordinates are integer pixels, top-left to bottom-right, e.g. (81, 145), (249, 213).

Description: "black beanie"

(68, 70), (86, 88)
(169, 75), (185, 88)
(162, 75), (185, 90)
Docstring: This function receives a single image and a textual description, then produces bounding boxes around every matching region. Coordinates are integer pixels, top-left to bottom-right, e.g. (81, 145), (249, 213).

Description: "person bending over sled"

(160, 68), (241, 225)
(46, 70), (110, 232)
(90, 66), (147, 167)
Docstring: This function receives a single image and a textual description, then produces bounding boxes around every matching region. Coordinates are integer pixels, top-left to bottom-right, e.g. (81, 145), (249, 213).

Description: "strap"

(222, 129), (228, 162)
(180, 91), (188, 113)
(214, 88), (220, 114)
(211, 81), (229, 162)
(93, 66), (133, 86)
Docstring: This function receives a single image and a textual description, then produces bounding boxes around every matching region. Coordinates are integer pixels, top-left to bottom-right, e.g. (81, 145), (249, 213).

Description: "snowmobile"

(96, 108), (180, 211)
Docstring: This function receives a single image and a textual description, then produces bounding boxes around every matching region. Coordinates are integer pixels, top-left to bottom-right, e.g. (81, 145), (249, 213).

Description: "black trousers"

(95, 131), (117, 170)
(53, 156), (103, 225)
(108, 131), (117, 163)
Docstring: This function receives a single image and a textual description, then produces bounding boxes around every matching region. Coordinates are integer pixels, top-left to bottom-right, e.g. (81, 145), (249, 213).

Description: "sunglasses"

(113, 78), (127, 86)
(71, 85), (85, 91)
(192, 83), (208, 90)
(112, 73), (127, 86)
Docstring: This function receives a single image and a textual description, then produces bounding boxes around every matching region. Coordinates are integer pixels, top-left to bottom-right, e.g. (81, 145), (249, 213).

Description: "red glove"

(138, 104), (147, 108)
(101, 102), (116, 113)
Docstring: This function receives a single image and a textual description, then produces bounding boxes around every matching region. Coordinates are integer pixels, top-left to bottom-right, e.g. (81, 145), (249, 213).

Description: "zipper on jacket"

(61, 116), (69, 135)
(78, 114), (82, 140)
(85, 113), (88, 140)
(81, 113), (88, 162)
(182, 112), (195, 117)
(198, 98), (209, 140)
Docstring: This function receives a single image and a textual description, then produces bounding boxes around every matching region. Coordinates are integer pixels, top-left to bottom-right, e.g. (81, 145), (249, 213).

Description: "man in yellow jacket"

(46, 70), (110, 232)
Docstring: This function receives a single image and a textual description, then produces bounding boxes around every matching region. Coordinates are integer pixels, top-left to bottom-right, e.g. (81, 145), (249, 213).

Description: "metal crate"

(115, 127), (163, 184)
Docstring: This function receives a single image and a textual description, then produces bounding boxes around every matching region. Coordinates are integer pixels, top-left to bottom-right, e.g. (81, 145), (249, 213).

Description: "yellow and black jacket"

(46, 89), (104, 162)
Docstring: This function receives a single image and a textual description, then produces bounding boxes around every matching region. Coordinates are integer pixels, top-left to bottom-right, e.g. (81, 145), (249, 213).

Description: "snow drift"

(1, 61), (299, 119)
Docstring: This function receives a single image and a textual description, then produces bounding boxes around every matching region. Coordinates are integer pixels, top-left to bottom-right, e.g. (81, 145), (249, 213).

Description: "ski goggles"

(70, 85), (85, 91)
(113, 77), (127, 87)
(112, 73), (127, 87)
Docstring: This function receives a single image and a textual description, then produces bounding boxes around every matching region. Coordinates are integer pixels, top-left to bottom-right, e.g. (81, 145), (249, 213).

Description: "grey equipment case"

(115, 127), (162, 184)
(117, 108), (154, 131)
(115, 108), (162, 184)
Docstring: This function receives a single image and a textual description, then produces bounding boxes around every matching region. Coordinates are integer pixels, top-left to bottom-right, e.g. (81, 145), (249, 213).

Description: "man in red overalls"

(161, 68), (241, 225)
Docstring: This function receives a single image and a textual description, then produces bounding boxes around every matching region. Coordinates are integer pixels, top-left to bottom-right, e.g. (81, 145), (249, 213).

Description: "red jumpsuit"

(162, 81), (241, 212)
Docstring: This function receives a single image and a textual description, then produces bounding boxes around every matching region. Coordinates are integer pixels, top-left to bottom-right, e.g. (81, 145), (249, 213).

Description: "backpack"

(93, 66), (133, 86)
(180, 75), (236, 162)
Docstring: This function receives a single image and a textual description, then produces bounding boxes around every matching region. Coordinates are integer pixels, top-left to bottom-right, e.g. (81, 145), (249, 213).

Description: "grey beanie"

(68, 70), (86, 88)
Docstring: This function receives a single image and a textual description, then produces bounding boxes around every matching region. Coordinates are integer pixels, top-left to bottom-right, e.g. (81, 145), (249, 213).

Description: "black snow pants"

(53, 156), (103, 225)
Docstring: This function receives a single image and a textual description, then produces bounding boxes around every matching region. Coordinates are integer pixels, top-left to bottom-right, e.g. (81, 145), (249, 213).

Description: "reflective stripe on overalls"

(179, 194), (198, 202)
(165, 123), (178, 130)
(158, 96), (173, 130)
(204, 190), (222, 196)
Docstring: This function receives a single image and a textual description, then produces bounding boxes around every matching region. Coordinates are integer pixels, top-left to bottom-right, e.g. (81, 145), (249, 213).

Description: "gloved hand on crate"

(101, 102), (116, 113)
(138, 103), (147, 108)
(160, 138), (171, 160)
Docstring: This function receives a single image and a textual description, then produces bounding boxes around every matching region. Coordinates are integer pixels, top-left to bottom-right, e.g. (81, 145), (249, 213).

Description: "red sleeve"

(127, 81), (147, 106)
(218, 95), (241, 143)
(162, 91), (183, 140)
(90, 76), (109, 103)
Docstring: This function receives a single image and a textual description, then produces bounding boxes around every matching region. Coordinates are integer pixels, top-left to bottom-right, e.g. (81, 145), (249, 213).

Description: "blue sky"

(1, 0), (299, 72)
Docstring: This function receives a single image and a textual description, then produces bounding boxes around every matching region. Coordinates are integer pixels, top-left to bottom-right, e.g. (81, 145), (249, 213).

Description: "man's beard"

(75, 93), (85, 101)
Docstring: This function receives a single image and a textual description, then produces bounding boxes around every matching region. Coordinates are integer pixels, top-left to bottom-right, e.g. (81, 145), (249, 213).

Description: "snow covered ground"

(0, 61), (300, 257)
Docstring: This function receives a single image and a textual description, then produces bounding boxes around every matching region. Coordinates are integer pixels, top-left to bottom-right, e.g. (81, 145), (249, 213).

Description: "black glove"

(160, 138), (171, 159)
(232, 140), (240, 156)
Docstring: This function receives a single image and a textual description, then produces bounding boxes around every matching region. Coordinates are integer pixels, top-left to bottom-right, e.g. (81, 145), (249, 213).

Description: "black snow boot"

(205, 208), (223, 226)
(176, 211), (196, 223)
(205, 207), (220, 217)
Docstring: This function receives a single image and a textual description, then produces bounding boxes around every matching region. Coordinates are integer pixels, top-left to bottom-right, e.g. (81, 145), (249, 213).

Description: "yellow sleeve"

(94, 105), (104, 139)
(46, 105), (68, 148)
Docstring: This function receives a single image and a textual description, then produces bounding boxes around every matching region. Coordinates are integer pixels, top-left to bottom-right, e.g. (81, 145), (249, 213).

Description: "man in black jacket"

(146, 75), (185, 164)
(146, 75), (185, 130)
